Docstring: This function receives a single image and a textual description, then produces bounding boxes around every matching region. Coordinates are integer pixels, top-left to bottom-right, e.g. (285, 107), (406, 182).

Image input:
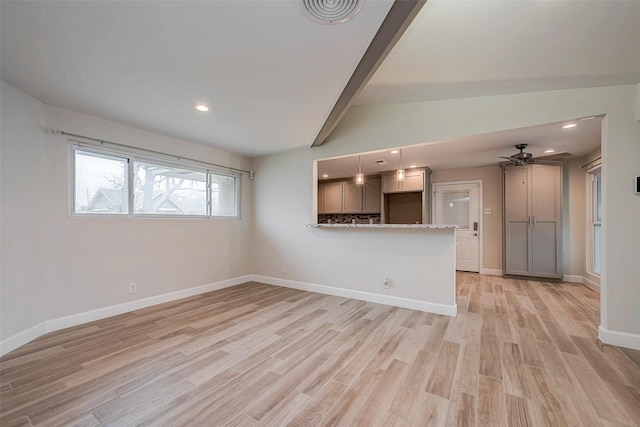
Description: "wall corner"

(635, 83), (640, 122)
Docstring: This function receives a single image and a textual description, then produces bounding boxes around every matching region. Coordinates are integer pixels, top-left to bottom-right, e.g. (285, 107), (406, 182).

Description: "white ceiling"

(0, 0), (393, 157)
(356, 0), (640, 105)
(318, 116), (602, 179)
(1, 1), (637, 159)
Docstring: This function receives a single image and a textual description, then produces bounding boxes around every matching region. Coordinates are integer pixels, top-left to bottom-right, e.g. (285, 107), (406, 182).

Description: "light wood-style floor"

(2, 273), (640, 426)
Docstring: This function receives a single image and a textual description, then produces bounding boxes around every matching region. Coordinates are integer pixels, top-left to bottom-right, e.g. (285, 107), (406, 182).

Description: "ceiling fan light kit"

(500, 143), (572, 167)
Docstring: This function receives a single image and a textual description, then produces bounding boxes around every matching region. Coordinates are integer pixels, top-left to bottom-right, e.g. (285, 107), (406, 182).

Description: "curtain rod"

(581, 156), (602, 169)
(55, 130), (254, 179)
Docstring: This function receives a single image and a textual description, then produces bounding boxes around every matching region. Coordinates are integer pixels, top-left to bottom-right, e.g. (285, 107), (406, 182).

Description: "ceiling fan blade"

(535, 152), (572, 161)
(531, 160), (566, 165)
(499, 157), (516, 161)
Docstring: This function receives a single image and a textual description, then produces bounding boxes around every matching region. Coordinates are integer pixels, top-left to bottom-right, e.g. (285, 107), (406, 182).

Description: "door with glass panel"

(433, 182), (480, 272)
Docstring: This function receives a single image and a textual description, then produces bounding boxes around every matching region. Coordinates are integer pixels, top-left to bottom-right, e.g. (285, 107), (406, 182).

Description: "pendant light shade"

(356, 155), (364, 185)
(397, 149), (405, 182)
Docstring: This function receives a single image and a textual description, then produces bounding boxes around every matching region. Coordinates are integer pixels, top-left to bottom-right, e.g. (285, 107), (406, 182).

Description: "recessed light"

(322, 174), (329, 178)
(390, 150), (399, 154)
(410, 165), (417, 168)
(580, 116), (596, 121)
(194, 104), (209, 112)
(544, 149), (555, 154)
(562, 123), (577, 129)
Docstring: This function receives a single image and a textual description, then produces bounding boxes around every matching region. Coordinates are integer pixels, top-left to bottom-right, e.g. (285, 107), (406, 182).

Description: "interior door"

(433, 182), (480, 272)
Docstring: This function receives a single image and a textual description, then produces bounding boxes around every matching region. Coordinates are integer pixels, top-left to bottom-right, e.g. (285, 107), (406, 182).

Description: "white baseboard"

(0, 322), (47, 358)
(562, 274), (600, 292)
(599, 325), (640, 350)
(480, 268), (503, 276)
(0, 275), (252, 357)
(562, 275), (584, 283)
(250, 275), (457, 317)
(582, 276), (600, 292)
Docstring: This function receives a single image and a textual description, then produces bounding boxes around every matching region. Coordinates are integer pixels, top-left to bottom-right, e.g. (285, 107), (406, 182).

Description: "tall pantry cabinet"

(503, 164), (563, 279)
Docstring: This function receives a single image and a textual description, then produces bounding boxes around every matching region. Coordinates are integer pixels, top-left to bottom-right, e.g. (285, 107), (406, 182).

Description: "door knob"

(473, 233), (478, 236)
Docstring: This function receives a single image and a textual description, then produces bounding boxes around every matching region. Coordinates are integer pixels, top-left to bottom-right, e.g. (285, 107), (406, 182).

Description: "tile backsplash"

(318, 214), (381, 224)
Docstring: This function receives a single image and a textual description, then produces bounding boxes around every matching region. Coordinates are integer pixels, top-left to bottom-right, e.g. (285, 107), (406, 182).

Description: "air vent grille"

(299, 0), (364, 24)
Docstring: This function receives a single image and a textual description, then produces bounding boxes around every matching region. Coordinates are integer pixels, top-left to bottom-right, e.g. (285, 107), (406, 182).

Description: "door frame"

(432, 180), (483, 273)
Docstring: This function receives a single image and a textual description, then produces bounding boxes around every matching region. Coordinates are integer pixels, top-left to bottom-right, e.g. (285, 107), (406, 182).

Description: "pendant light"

(397, 149), (405, 182)
(356, 155), (364, 185)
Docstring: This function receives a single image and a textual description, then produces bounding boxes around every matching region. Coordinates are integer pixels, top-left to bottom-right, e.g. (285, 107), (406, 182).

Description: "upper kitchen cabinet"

(363, 176), (381, 213)
(318, 181), (343, 214)
(381, 168), (428, 193)
(504, 164), (562, 279)
(318, 175), (381, 214)
(343, 180), (364, 213)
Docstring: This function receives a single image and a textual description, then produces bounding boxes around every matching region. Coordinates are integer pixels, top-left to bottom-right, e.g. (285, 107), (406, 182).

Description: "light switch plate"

(484, 208), (492, 215)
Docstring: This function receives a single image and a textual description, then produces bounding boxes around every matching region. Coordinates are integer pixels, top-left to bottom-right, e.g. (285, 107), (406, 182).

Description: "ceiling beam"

(310, 0), (427, 148)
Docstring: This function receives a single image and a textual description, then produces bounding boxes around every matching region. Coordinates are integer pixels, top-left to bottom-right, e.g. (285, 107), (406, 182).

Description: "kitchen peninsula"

(305, 221), (457, 316)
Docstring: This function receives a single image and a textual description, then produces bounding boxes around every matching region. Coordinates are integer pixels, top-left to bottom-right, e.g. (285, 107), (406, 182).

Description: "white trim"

(582, 276), (600, 292)
(480, 268), (503, 276)
(250, 275), (457, 317)
(0, 322), (47, 357)
(599, 325), (640, 350)
(0, 275), (252, 357)
(562, 274), (584, 283)
(2, 273), (461, 356)
(562, 274), (600, 292)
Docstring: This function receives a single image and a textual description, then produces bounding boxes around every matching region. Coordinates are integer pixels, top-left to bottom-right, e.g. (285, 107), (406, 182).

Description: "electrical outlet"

(383, 278), (390, 289)
(129, 283), (137, 294)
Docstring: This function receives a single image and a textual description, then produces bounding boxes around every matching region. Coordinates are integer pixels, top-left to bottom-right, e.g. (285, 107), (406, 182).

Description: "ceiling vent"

(375, 160), (387, 165)
(298, 0), (364, 25)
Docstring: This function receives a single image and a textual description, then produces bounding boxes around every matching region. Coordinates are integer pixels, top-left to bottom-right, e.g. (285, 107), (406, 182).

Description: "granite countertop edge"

(307, 224), (458, 229)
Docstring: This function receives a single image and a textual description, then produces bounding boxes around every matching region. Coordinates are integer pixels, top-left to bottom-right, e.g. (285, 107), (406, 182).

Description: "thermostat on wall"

(636, 176), (640, 194)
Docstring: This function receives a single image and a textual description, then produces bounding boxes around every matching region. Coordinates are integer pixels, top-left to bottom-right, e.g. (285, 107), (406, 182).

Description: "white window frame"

(586, 163), (601, 280)
(70, 144), (241, 219)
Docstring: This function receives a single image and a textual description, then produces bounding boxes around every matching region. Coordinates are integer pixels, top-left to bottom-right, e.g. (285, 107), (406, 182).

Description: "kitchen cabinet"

(319, 181), (343, 214)
(363, 176), (381, 213)
(382, 169), (425, 193)
(504, 164), (562, 279)
(343, 181), (364, 213)
(318, 176), (381, 214)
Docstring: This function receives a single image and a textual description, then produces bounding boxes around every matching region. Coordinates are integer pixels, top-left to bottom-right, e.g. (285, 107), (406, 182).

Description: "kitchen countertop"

(307, 223), (458, 229)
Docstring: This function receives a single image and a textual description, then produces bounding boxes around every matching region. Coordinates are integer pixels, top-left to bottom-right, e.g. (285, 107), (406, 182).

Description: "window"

(134, 161), (207, 216)
(72, 147), (240, 218)
(210, 173), (238, 217)
(74, 150), (128, 214)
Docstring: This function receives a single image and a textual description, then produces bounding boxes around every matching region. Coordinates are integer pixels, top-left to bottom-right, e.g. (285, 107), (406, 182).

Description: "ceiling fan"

(500, 144), (572, 166)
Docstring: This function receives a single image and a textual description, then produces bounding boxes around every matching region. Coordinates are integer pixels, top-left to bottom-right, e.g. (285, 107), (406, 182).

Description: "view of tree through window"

(75, 151), (128, 214)
(72, 148), (239, 218)
(134, 162), (207, 215)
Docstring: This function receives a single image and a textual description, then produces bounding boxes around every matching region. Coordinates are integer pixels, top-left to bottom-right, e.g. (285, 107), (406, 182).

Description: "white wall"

(1, 82), (48, 341)
(253, 85), (640, 347)
(251, 148), (456, 313)
(1, 80), (253, 346)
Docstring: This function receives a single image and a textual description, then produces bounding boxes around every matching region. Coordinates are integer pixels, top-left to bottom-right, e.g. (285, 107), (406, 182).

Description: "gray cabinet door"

(363, 176), (381, 213)
(504, 165), (562, 279)
(403, 170), (424, 191)
(505, 167), (531, 275)
(343, 180), (363, 213)
(322, 181), (343, 213)
(530, 165), (562, 277)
